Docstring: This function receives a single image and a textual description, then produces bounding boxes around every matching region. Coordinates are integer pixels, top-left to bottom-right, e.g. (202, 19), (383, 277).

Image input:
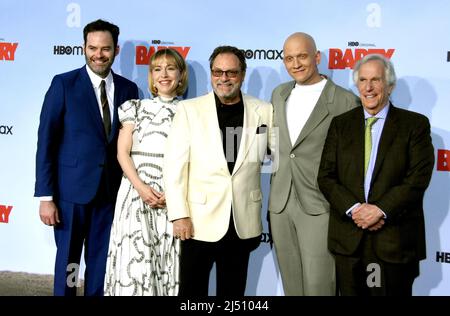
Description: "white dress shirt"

(85, 65), (115, 121)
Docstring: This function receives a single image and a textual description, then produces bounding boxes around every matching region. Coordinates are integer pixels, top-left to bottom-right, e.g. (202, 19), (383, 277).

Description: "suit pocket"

(188, 191), (207, 204)
(250, 189), (262, 202)
(256, 124), (267, 134)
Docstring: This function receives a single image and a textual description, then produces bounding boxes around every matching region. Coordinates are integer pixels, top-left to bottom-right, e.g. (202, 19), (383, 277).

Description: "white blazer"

(163, 92), (274, 242)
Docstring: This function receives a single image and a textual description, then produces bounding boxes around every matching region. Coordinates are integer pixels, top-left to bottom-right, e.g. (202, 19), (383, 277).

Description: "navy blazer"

(35, 66), (139, 204)
(318, 104), (435, 264)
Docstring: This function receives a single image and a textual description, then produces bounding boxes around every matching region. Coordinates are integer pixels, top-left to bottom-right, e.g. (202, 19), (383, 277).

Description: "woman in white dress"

(104, 48), (188, 296)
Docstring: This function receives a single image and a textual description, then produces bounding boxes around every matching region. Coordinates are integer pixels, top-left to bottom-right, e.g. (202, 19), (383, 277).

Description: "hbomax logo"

(53, 45), (83, 55)
(241, 49), (283, 60)
(436, 251), (450, 263)
(0, 125), (13, 135)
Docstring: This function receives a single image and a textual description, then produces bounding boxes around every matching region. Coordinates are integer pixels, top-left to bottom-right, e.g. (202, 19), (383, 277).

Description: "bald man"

(268, 32), (358, 295)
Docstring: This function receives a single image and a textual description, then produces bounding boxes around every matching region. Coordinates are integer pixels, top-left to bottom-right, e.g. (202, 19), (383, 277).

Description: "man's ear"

(315, 50), (321, 65)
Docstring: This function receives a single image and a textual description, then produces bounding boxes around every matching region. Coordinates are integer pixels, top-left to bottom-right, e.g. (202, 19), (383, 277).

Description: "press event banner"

(1, 0), (449, 296)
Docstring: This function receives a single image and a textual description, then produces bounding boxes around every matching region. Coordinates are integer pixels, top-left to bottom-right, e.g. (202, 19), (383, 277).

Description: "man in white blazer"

(164, 46), (274, 296)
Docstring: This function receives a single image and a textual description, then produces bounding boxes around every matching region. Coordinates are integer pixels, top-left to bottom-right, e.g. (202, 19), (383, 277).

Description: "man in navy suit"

(318, 54), (434, 295)
(34, 19), (138, 296)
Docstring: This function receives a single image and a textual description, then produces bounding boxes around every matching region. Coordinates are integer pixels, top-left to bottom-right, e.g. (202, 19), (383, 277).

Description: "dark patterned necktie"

(100, 80), (111, 137)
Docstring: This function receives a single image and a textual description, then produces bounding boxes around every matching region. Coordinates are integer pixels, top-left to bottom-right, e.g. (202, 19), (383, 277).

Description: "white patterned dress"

(104, 97), (179, 296)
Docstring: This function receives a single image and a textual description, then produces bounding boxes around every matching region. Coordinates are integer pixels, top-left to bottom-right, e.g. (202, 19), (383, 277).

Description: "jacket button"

(289, 153), (296, 158)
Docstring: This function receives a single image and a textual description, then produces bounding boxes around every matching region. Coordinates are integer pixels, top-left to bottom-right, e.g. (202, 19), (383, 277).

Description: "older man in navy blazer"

(318, 54), (434, 295)
(34, 19), (138, 296)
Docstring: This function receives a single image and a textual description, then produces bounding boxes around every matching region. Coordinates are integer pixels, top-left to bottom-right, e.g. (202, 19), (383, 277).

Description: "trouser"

(334, 234), (419, 296)
(270, 186), (336, 295)
(53, 183), (114, 296)
(178, 215), (260, 296)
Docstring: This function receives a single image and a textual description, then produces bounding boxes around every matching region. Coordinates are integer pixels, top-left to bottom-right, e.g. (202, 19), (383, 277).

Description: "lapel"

(203, 92), (230, 173)
(232, 94), (261, 176)
(110, 71), (121, 143)
(292, 79), (332, 149)
(350, 106), (366, 192)
(79, 66), (106, 140)
(371, 103), (397, 183)
(277, 81), (296, 148)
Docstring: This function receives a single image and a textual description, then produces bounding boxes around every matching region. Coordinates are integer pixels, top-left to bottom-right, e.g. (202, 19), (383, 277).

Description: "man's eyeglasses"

(211, 69), (241, 78)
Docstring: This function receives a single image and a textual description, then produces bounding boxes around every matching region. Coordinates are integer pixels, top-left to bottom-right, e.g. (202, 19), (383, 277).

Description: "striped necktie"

(100, 80), (111, 137)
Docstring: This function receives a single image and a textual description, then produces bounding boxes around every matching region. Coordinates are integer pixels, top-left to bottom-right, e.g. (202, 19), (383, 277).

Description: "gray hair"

(353, 54), (396, 88)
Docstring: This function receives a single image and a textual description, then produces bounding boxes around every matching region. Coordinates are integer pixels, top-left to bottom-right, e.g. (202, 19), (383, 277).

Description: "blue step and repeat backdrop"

(1, 0), (449, 295)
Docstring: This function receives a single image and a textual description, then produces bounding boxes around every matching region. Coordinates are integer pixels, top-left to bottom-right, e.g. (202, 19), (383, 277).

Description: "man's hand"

(352, 203), (384, 230)
(39, 200), (60, 226)
(367, 218), (385, 231)
(173, 217), (194, 241)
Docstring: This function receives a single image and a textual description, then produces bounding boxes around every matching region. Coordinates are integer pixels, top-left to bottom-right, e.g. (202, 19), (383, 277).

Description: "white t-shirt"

(286, 79), (327, 145)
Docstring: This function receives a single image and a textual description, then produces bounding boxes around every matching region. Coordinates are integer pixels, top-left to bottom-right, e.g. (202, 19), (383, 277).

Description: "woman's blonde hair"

(148, 48), (188, 97)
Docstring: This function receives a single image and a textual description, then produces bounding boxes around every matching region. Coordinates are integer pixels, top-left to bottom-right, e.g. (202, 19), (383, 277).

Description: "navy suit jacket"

(35, 66), (138, 204)
(318, 104), (434, 264)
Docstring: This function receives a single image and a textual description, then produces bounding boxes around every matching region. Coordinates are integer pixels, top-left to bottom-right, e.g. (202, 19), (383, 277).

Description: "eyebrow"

(212, 68), (240, 71)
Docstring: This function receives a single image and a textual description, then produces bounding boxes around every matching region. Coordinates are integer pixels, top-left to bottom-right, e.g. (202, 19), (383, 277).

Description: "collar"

(157, 95), (179, 104)
(292, 77), (327, 92)
(364, 102), (390, 120)
(85, 65), (113, 89)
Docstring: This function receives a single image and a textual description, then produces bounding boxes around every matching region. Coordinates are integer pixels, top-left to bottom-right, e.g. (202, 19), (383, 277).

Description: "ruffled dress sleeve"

(118, 99), (140, 125)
